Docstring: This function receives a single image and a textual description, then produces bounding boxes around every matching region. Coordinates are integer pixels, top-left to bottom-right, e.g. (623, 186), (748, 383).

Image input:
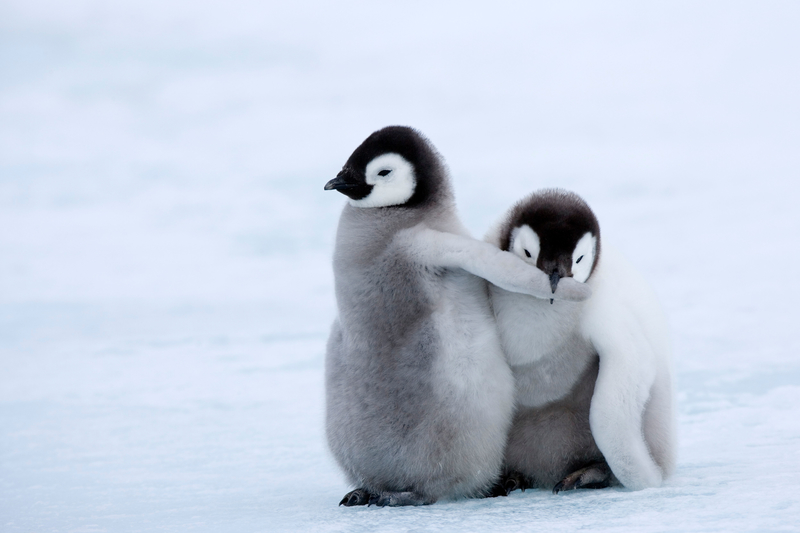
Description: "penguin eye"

(377, 169), (392, 177)
(576, 255), (584, 264)
(524, 249), (531, 258)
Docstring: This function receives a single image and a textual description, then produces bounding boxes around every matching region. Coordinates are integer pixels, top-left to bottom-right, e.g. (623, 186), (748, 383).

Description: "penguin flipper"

(400, 227), (592, 302)
(580, 246), (672, 490)
(586, 331), (663, 490)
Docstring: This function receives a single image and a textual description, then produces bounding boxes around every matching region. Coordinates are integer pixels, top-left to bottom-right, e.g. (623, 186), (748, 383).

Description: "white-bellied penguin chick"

(486, 189), (676, 494)
(324, 128), (592, 507)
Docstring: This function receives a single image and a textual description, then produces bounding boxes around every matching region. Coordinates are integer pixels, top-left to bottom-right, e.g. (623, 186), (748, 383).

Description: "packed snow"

(1, 1), (799, 531)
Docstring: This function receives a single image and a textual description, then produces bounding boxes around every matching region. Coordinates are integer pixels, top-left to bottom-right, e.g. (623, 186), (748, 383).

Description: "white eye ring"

(510, 225), (540, 263)
(350, 153), (416, 208)
(571, 233), (596, 283)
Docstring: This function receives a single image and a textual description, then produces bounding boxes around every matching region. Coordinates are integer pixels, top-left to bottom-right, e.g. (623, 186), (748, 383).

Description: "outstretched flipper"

(401, 227), (592, 302)
(552, 461), (612, 494)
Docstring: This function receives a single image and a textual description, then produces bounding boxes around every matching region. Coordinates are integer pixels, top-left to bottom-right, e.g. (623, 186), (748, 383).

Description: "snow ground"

(1, 1), (799, 531)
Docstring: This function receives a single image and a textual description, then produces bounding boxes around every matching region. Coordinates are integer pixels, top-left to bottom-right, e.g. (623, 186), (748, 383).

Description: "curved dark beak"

(549, 271), (561, 294)
(325, 170), (358, 191)
(549, 271), (560, 305)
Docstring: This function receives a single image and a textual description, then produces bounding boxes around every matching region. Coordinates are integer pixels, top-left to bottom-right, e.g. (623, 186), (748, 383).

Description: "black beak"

(325, 170), (358, 191)
(549, 271), (560, 305)
(549, 271), (560, 293)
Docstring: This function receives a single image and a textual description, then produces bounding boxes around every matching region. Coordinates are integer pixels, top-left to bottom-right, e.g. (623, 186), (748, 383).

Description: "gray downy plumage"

(324, 129), (593, 507)
(486, 189), (676, 494)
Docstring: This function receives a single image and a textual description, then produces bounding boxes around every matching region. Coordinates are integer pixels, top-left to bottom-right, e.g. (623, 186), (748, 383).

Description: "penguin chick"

(486, 189), (676, 493)
(324, 128), (592, 507)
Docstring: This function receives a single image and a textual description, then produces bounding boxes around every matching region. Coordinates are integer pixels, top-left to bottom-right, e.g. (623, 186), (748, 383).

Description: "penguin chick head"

(324, 126), (449, 208)
(500, 189), (600, 296)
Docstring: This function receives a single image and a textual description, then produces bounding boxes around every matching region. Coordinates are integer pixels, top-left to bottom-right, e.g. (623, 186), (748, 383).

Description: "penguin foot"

(369, 491), (432, 507)
(552, 462), (612, 494)
(488, 470), (530, 497)
(339, 488), (373, 506)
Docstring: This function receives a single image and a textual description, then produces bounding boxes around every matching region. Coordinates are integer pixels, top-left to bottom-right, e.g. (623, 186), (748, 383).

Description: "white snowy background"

(1, 1), (799, 531)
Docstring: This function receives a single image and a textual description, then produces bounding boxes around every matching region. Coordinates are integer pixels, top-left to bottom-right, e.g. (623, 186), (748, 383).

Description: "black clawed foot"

(488, 470), (529, 497)
(369, 491), (432, 507)
(553, 461), (612, 494)
(339, 488), (373, 506)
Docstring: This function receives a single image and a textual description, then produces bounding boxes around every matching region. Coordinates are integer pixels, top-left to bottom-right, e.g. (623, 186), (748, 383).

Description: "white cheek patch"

(571, 232), (596, 283)
(510, 225), (540, 264)
(349, 153), (416, 208)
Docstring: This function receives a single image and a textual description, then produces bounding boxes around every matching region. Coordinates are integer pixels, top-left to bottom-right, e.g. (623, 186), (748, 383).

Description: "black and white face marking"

(325, 126), (448, 209)
(571, 232), (596, 283)
(348, 153), (416, 208)
(511, 225), (596, 281)
(510, 225), (596, 284)
(501, 189), (601, 303)
(510, 225), (540, 264)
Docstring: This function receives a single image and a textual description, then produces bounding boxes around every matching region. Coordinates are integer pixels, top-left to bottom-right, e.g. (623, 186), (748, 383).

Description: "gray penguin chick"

(486, 189), (676, 494)
(324, 128), (592, 507)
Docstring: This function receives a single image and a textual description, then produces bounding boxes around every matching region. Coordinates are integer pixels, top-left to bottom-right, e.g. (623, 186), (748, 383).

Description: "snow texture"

(1, 1), (799, 531)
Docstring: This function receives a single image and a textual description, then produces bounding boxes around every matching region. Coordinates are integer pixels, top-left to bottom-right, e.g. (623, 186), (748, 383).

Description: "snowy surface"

(2, 1), (800, 531)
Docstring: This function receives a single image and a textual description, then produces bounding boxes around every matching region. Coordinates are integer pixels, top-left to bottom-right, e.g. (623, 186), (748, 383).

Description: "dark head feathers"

(340, 126), (451, 207)
(500, 188), (601, 275)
